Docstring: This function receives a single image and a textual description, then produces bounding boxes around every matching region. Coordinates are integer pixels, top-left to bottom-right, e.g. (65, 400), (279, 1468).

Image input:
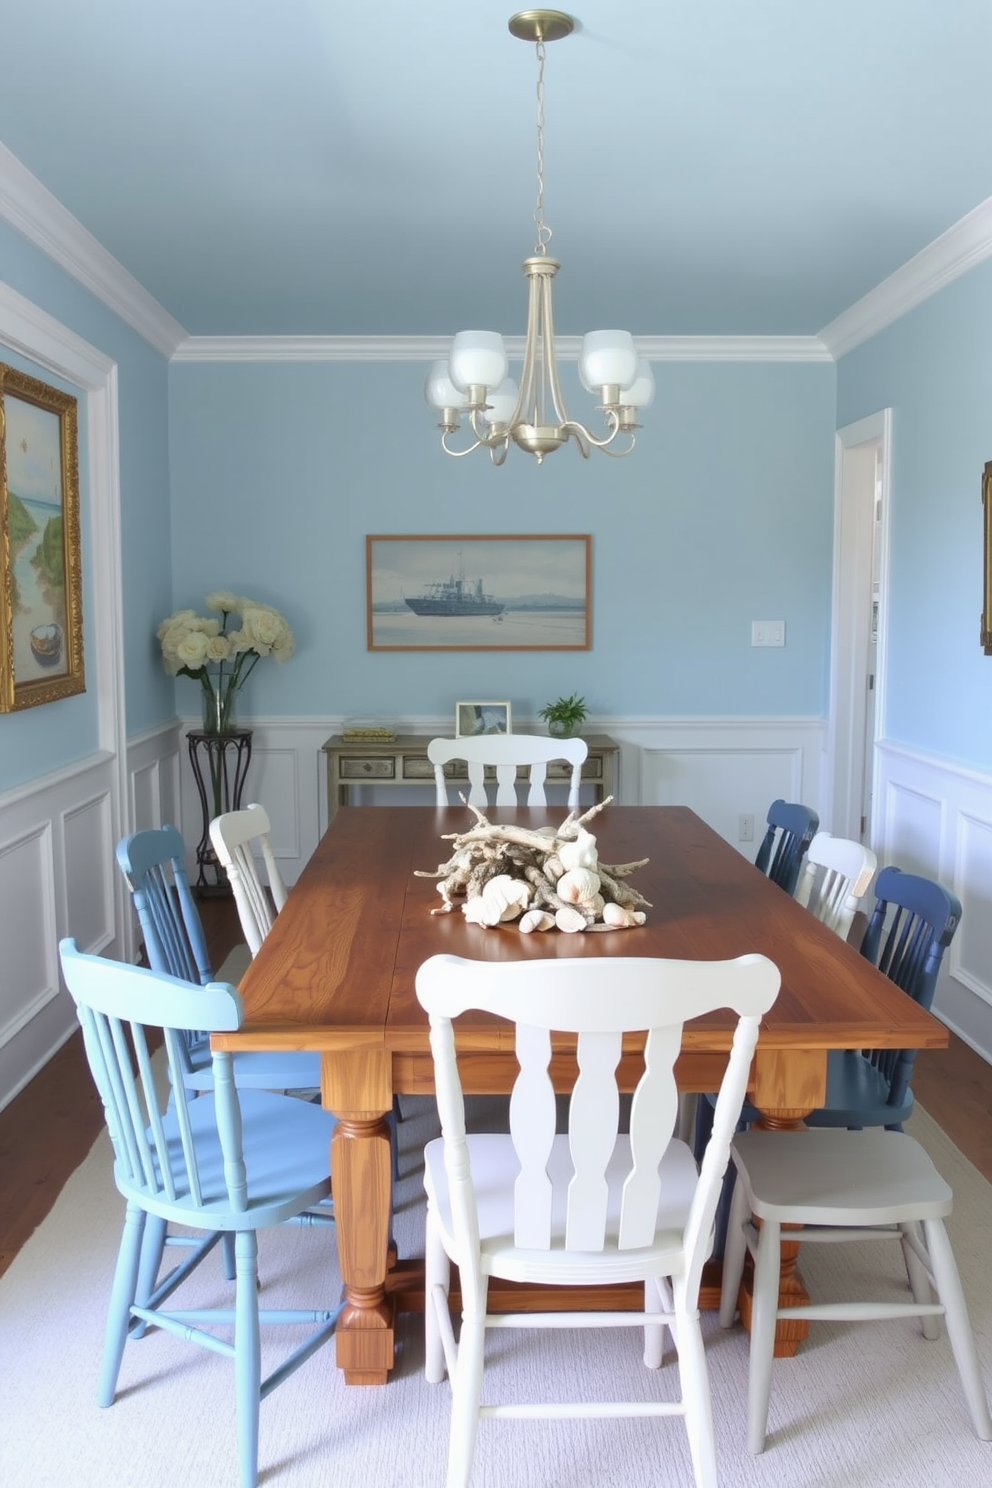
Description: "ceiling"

(2, 1), (992, 342)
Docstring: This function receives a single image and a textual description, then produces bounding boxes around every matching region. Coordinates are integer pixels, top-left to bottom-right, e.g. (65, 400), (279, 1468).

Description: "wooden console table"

(321, 732), (620, 823)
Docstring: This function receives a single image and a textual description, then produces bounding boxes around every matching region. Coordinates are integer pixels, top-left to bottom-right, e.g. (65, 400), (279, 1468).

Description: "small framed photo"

(455, 700), (511, 738)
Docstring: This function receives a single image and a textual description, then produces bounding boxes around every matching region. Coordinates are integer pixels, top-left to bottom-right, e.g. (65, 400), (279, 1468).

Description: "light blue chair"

(116, 825), (321, 1094)
(754, 799), (819, 895)
(58, 939), (342, 1488)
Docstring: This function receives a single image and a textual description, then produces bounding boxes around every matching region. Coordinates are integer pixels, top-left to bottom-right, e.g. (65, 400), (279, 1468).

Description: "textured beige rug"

(1, 1098), (989, 1488)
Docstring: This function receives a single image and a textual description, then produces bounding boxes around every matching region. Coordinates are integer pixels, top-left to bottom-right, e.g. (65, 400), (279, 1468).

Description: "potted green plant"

(538, 692), (588, 737)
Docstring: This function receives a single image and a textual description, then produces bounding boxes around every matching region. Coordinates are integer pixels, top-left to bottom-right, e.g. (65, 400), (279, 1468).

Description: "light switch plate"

(751, 620), (785, 647)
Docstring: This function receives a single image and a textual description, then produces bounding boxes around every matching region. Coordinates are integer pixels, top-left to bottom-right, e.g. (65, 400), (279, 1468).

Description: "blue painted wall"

(0, 220), (173, 791)
(837, 257), (992, 771)
(167, 357), (837, 722)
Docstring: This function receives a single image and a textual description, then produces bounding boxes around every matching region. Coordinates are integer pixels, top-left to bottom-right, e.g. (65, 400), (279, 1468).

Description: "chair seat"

(183, 1045), (322, 1093)
(424, 1131), (700, 1286)
(727, 1047), (912, 1130)
(119, 1086), (334, 1229)
(729, 1128), (952, 1226)
(803, 1048), (913, 1128)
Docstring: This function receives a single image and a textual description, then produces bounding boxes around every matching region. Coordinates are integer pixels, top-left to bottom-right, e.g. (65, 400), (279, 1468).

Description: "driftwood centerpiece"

(414, 797), (651, 933)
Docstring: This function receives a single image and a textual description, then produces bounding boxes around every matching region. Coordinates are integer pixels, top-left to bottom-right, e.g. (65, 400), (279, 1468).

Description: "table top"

(221, 805), (947, 1062)
(320, 732), (620, 752)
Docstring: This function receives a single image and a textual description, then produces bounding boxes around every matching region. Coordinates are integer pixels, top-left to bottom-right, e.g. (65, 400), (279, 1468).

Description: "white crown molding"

(3, 138), (991, 368)
(171, 332), (833, 364)
(819, 195), (992, 359)
(0, 142), (187, 359)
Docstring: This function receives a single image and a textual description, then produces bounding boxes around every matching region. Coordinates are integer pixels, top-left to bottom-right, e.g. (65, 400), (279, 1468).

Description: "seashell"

(555, 904), (587, 933)
(557, 829), (599, 872)
(462, 894), (499, 927)
(519, 908), (555, 933)
(557, 867), (601, 905)
(480, 874), (531, 922)
(601, 903), (648, 929)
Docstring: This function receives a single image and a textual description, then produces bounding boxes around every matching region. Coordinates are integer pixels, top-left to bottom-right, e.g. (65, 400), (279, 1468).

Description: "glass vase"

(201, 679), (239, 735)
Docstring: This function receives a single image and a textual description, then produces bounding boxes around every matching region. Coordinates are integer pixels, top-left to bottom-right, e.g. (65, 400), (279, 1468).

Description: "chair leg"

(132, 1213), (167, 1340)
(899, 1221), (939, 1339)
(924, 1218), (992, 1439)
(746, 1216), (782, 1455)
(673, 1297), (718, 1488)
(446, 1290), (487, 1488)
(233, 1229), (262, 1488)
(425, 1209), (450, 1385)
(643, 1275), (665, 1368)
(719, 1173), (749, 1328)
(98, 1202), (145, 1407)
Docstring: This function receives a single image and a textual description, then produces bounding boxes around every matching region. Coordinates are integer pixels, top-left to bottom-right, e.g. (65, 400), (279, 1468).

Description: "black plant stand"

(187, 727), (253, 895)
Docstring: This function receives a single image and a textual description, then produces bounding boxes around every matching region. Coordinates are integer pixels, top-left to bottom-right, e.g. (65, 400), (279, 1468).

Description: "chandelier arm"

(559, 418), (637, 457)
(440, 430), (488, 458)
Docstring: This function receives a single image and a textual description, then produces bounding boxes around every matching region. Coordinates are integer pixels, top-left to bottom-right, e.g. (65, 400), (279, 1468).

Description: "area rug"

(1, 1098), (989, 1488)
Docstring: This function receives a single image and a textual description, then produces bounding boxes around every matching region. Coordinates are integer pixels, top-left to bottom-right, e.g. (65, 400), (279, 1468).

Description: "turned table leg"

(323, 1049), (396, 1384)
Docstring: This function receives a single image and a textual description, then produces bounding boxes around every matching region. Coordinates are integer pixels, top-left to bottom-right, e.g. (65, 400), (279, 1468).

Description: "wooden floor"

(1, 896), (990, 1281)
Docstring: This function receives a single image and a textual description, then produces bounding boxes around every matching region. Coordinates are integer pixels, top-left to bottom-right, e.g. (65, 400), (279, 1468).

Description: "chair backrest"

(58, 938), (248, 1215)
(116, 824), (213, 985)
(754, 798), (819, 894)
(415, 951), (780, 1299)
(857, 865), (962, 1109)
(427, 733), (588, 809)
(209, 803), (288, 956)
(795, 831), (877, 940)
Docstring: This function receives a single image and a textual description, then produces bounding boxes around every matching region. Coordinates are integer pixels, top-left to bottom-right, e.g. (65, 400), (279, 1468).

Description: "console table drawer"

(339, 755), (397, 781)
(402, 755), (468, 782)
(548, 756), (603, 782)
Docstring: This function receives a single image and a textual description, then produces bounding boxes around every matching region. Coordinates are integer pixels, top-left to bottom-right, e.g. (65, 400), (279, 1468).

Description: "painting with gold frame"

(983, 461), (992, 655)
(0, 363), (84, 710)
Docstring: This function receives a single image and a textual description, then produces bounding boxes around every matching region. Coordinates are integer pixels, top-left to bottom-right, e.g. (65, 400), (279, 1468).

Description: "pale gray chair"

(428, 733), (588, 808)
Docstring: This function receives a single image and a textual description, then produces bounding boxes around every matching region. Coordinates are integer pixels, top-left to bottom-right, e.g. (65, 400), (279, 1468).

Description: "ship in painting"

(404, 563), (504, 618)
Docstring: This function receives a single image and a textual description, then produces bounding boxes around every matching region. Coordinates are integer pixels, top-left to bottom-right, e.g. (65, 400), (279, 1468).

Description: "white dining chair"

(794, 830), (877, 938)
(428, 733), (588, 809)
(210, 803), (287, 956)
(416, 948), (781, 1488)
(719, 1127), (992, 1455)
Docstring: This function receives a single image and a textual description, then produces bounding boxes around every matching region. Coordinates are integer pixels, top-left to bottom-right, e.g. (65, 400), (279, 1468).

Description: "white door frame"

(826, 409), (892, 843)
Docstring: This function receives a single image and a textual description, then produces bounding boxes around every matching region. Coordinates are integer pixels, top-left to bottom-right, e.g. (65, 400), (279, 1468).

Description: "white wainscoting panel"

(0, 751), (122, 1111)
(875, 740), (992, 1063)
(619, 716), (826, 862)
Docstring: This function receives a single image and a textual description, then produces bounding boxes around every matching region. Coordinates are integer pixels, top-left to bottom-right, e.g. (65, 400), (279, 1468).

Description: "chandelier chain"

(533, 38), (553, 256)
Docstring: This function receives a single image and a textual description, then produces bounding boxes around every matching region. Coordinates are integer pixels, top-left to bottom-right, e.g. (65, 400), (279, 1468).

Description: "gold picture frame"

(983, 461), (992, 655)
(0, 363), (84, 710)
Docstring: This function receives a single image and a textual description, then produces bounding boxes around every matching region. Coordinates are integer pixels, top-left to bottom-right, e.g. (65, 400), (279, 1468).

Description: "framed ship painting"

(0, 363), (84, 711)
(366, 534), (591, 651)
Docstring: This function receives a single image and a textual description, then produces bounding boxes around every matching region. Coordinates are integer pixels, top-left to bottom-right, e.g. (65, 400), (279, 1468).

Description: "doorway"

(827, 411), (891, 844)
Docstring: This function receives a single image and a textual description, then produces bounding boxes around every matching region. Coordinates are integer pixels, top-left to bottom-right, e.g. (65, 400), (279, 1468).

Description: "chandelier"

(424, 9), (654, 465)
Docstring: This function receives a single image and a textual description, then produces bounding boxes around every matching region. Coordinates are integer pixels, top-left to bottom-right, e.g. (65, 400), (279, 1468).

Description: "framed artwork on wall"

(0, 362), (84, 710)
(366, 533), (591, 651)
(455, 700), (511, 737)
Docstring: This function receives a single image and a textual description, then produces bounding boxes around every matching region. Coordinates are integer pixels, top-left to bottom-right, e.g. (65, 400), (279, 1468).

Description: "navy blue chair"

(754, 799), (819, 895)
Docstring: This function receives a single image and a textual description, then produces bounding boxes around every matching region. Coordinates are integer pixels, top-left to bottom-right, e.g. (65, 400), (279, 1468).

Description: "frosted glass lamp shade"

(449, 331), (509, 394)
(578, 330), (638, 393)
(483, 377), (519, 426)
(619, 357), (655, 409)
(424, 360), (470, 411)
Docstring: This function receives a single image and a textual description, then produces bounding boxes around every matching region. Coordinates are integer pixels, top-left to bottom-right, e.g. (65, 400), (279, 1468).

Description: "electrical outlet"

(739, 813), (754, 842)
(751, 620), (785, 647)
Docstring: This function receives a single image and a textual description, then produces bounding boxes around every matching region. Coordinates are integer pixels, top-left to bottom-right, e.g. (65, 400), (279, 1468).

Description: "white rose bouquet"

(158, 591), (294, 733)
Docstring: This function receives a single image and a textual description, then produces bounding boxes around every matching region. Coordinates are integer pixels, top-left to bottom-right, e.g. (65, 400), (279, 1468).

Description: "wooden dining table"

(216, 803), (948, 1385)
